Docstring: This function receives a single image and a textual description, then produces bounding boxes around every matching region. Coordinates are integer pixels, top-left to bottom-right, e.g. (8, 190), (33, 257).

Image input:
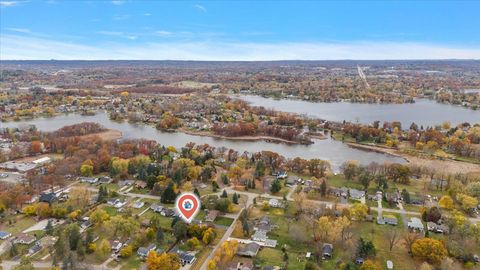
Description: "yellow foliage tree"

(350, 203), (368, 221)
(147, 251), (180, 270)
(360, 260), (382, 270)
(411, 238), (447, 264)
(438, 195), (454, 210)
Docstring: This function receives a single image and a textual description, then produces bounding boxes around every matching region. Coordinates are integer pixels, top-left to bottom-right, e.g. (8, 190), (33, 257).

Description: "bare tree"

(385, 229), (400, 251)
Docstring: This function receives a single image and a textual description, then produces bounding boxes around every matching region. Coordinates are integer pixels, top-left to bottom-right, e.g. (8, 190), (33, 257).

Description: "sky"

(1, 0), (480, 60)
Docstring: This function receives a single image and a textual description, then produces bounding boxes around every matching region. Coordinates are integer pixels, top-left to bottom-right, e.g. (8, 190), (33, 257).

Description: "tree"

(232, 193), (239, 204)
(186, 237), (201, 250)
(221, 189), (228, 198)
(341, 160), (359, 180)
(173, 220), (188, 240)
(96, 239), (111, 260)
(350, 203), (368, 221)
(89, 209), (109, 226)
(270, 179), (282, 193)
(359, 172), (372, 189)
(411, 238), (447, 264)
(106, 216), (138, 238)
(161, 182), (177, 204)
(401, 189), (411, 204)
(45, 219), (54, 235)
(320, 180), (327, 197)
(438, 195), (454, 210)
(360, 260), (382, 270)
(456, 193), (478, 212)
(119, 245), (133, 258)
(30, 141), (42, 155)
(357, 238), (376, 258)
(202, 228), (216, 245)
(423, 207), (442, 223)
(147, 251), (180, 270)
(80, 164), (94, 177)
(385, 229), (400, 251)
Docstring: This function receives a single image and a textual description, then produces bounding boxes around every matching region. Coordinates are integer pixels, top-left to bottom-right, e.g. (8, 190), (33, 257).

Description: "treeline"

(51, 122), (106, 137)
(212, 121), (310, 143)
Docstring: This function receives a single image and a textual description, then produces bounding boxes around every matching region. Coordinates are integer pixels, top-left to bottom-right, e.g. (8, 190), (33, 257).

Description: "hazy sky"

(1, 0), (479, 60)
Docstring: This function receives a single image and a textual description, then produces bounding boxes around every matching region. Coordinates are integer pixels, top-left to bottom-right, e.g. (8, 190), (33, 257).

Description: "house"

(427, 222), (448, 234)
(28, 242), (42, 256)
(111, 240), (123, 253)
(268, 198), (280, 208)
(13, 233), (36, 245)
(178, 252), (196, 265)
(263, 239), (277, 248)
(79, 177), (98, 184)
(114, 200), (127, 209)
(275, 171), (288, 179)
(161, 208), (176, 217)
(32, 157), (51, 165)
(0, 231), (12, 240)
(98, 176), (112, 184)
(150, 204), (164, 213)
(237, 242), (261, 257)
(205, 210), (220, 223)
(137, 244), (156, 257)
(408, 217), (424, 232)
(377, 215), (398, 226)
(254, 216), (274, 232)
(135, 181), (147, 189)
(322, 243), (333, 258)
(39, 192), (57, 204)
(252, 230), (268, 242)
(226, 259), (254, 270)
(80, 220), (92, 230)
(133, 201), (145, 209)
(349, 188), (365, 200)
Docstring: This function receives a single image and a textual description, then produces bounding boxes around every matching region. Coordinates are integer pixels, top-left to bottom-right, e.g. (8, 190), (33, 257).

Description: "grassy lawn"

(139, 211), (174, 229)
(0, 214), (37, 234)
(120, 256), (143, 270)
(213, 216), (234, 227)
(190, 247), (212, 270)
(328, 174), (363, 190)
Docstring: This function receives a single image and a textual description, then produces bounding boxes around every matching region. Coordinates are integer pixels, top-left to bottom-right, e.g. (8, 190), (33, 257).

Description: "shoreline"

(180, 129), (311, 145)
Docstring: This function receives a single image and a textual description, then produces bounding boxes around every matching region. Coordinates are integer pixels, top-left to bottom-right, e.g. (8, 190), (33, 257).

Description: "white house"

(268, 199), (280, 208)
(408, 217), (424, 232)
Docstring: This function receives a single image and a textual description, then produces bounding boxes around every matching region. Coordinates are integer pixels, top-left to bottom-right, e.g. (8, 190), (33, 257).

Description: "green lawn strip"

(213, 216), (234, 227)
(0, 215), (37, 234)
(120, 256), (142, 270)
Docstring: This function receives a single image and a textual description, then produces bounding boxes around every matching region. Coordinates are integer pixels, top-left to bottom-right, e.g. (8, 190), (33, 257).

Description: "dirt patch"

(79, 129), (122, 141)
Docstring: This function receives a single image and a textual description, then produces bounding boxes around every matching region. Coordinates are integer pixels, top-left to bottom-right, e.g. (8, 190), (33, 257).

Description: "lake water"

(1, 112), (406, 171)
(238, 95), (480, 127)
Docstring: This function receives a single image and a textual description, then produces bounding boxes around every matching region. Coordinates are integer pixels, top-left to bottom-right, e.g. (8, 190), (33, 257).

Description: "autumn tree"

(360, 260), (382, 270)
(350, 203), (368, 221)
(411, 238), (447, 264)
(147, 251), (180, 270)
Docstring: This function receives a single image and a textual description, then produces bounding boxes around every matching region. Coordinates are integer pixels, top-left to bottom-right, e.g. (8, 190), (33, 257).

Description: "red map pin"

(175, 192), (201, 223)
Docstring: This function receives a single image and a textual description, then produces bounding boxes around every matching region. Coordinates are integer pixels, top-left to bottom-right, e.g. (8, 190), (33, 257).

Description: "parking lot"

(0, 171), (26, 184)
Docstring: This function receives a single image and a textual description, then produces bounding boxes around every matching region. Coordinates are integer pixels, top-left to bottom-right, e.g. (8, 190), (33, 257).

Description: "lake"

(237, 95), (480, 127)
(1, 112), (406, 171)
